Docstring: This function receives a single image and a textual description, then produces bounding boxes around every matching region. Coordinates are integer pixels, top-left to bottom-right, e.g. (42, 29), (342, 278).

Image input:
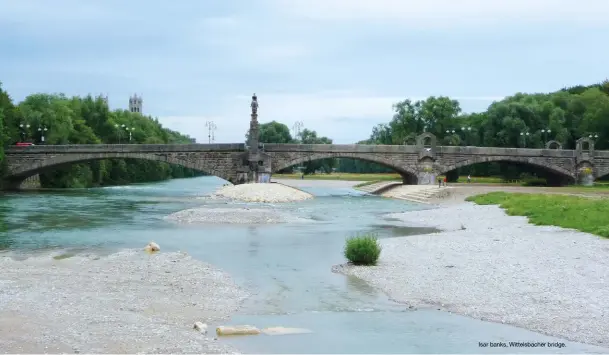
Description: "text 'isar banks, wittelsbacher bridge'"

(4, 94), (609, 189)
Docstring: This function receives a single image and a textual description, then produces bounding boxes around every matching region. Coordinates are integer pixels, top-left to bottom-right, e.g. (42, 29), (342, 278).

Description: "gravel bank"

(214, 183), (313, 203)
(0, 249), (249, 354)
(334, 202), (609, 347)
(165, 207), (313, 224)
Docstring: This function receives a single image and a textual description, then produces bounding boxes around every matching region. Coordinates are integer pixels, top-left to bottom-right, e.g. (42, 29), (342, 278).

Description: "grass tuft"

(344, 233), (382, 265)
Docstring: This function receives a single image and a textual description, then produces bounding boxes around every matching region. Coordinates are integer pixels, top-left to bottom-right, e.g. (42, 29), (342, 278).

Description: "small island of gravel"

(213, 183), (313, 203)
(0, 249), (249, 354)
(165, 207), (313, 224)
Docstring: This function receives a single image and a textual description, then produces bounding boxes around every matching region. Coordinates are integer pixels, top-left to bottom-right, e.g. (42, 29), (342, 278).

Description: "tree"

(0, 86), (203, 188)
(259, 121), (293, 143)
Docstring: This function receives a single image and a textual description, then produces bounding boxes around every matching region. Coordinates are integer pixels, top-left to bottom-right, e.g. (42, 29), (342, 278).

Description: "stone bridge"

(3, 94), (609, 188)
(4, 133), (609, 189)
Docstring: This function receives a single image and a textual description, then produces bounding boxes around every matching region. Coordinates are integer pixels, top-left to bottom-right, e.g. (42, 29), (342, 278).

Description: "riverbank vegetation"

(0, 83), (203, 188)
(466, 192), (609, 238)
(344, 234), (382, 265)
(257, 81), (609, 184)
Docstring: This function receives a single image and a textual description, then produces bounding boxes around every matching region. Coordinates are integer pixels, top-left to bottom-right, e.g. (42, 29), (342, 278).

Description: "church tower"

(129, 94), (143, 114)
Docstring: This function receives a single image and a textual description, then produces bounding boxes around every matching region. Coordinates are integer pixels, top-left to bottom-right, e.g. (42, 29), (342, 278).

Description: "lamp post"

(205, 121), (217, 144)
(125, 127), (135, 143)
(292, 121), (304, 142)
(445, 129), (456, 145)
(114, 123), (126, 143)
(19, 123), (31, 142)
(461, 126), (472, 145)
(541, 128), (552, 142)
(38, 126), (48, 144)
(520, 131), (530, 147)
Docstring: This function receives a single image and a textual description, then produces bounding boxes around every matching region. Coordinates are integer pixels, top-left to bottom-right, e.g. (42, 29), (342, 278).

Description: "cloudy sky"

(1, 0), (608, 144)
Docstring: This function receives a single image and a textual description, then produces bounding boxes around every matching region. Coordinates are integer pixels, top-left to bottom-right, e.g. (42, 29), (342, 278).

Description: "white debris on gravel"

(0, 249), (249, 354)
(334, 202), (609, 347)
(213, 183), (313, 203)
(165, 207), (313, 224)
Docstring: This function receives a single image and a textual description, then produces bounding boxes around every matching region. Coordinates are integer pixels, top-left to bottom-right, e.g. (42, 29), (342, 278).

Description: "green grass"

(344, 233), (382, 265)
(466, 192), (609, 238)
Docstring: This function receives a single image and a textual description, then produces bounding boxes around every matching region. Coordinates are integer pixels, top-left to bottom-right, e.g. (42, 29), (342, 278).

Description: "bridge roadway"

(4, 142), (609, 187)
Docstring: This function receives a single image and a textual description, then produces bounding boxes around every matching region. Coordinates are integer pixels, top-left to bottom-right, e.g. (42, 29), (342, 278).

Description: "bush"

(344, 234), (382, 265)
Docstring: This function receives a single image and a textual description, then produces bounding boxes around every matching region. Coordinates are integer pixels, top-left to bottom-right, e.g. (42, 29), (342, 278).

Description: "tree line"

(0, 83), (204, 188)
(255, 80), (609, 181)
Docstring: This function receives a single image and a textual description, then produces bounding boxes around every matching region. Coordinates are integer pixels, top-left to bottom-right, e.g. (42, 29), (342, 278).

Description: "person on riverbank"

(438, 177), (442, 188)
(467, 175), (471, 183)
(443, 177), (447, 186)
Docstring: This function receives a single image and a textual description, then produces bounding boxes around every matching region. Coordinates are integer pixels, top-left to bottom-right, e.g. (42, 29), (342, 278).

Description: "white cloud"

(272, 0), (609, 26)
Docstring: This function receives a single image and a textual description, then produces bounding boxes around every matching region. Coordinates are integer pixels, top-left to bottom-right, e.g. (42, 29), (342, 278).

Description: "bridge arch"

(545, 140), (562, 149)
(270, 152), (419, 182)
(4, 151), (240, 186)
(439, 156), (575, 181)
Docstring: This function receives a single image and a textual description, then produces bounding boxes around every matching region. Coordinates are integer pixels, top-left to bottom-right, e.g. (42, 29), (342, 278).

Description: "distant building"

(189, 138), (196, 143)
(129, 94), (143, 114)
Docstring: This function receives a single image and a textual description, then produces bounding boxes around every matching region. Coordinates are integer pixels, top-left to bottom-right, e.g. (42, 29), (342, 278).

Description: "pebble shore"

(0, 249), (249, 353)
(334, 202), (609, 347)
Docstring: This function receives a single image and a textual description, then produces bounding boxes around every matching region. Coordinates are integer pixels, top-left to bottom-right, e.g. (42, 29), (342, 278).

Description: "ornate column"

(248, 93), (260, 154)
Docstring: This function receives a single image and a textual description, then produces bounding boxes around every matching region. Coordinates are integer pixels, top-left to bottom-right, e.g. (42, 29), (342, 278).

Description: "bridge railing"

(262, 143), (579, 157)
(6, 143), (247, 154)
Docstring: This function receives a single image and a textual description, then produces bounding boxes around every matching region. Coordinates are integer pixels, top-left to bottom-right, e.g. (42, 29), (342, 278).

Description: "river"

(0, 176), (605, 354)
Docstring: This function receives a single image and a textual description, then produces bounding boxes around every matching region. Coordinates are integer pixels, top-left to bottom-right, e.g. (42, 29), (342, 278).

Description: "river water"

(0, 177), (605, 354)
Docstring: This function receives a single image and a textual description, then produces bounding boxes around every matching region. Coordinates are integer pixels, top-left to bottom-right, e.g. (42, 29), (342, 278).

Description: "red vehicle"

(15, 142), (35, 147)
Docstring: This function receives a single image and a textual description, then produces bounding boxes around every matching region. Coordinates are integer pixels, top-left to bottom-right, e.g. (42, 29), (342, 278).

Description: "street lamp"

(125, 127), (135, 142)
(445, 129), (456, 145)
(19, 123), (31, 142)
(114, 123), (125, 143)
(205, 121), (217, 144)
(541, 128), (552, 141)
(589, 133), (599, 140)
(520, 131), (530, 147)
(460, 126), (472, 146)
(292, 121), (304, 142)
(38, 126), (48, 144)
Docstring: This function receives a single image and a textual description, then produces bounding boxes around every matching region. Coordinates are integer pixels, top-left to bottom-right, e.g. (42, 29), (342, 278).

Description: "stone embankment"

(356, 182), (454, 204)
(334, 202), (609, 347)
(0, 249), (249, 354)
(355, 181), (402, 194)
(214, 183), (314, 203)
(380, 185), (454, 203)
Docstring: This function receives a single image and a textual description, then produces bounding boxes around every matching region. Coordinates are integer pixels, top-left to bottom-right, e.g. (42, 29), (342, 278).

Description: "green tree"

(0, 86), (203, 188)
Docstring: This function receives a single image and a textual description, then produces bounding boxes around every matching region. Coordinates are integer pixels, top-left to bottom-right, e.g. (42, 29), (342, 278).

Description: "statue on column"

(251, 93), (258, 117)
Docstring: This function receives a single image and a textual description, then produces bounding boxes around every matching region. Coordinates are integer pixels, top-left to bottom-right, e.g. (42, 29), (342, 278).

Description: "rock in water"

(193, 321), (208, 333)
(216, 325), (261, 336)
(144, 241), (160, 253)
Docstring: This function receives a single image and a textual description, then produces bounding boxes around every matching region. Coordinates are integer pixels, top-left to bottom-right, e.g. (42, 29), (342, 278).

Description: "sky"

(1, 0), (608, 144)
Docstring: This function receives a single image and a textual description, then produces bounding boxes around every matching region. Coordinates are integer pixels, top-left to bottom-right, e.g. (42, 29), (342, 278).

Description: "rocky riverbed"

(0, 249), (249, 354)
(334, 202), (609, 347)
